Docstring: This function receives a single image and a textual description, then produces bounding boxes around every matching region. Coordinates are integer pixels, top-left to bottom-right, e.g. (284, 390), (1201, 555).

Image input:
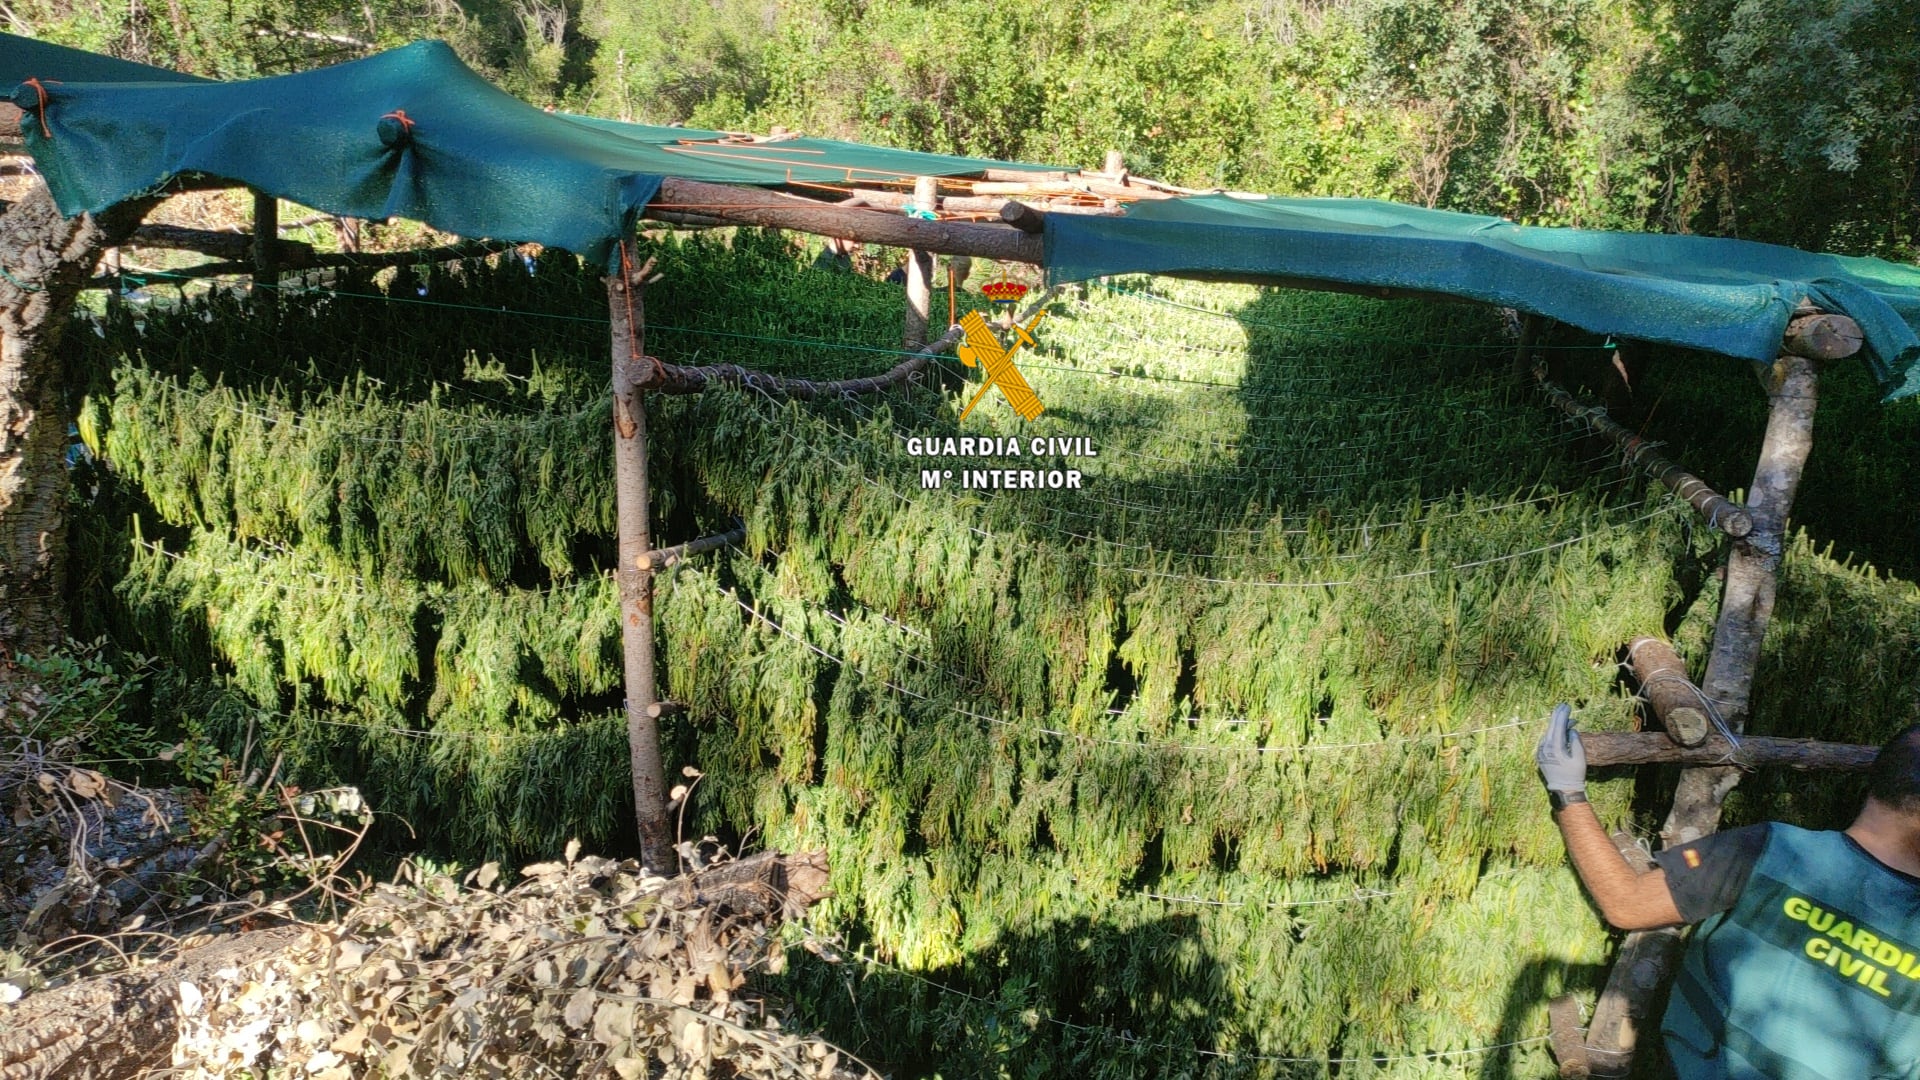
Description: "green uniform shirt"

(1658, 824), (1920, 1079)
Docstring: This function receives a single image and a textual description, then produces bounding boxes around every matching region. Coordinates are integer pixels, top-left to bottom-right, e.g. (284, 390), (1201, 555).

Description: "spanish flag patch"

(1682, 849), (1702, 869)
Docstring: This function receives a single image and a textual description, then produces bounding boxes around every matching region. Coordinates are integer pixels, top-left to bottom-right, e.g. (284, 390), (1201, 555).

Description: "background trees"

(9, 0), (1913, 256)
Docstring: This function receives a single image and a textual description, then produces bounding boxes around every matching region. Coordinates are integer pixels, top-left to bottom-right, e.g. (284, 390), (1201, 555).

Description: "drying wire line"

(1140, 864), (1532, 910)
(744, 384), (1671, 576)
(122, 264), (1572, 404)
(1091, 278), (1598, 353)
(702, 557), (1555, 757)
(729, 377), (1659, 567)
(792, 925), (1549, 1066)
(800, 388), (1629, 548)
(1084, 504), (1676, 589)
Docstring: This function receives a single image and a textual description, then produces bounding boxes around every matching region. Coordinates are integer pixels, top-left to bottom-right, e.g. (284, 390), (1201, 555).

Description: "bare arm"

(1554, 802), (1685, 930)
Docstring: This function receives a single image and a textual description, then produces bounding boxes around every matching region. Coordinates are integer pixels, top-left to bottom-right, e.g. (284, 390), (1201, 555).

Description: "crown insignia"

(981, 279), (1028, 308)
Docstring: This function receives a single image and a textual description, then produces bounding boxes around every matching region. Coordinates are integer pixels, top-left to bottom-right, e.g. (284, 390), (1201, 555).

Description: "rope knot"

(19, 77), (59, 139)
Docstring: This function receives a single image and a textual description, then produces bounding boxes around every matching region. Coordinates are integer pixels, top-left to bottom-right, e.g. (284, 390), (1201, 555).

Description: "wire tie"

(0, 264), (43, 292)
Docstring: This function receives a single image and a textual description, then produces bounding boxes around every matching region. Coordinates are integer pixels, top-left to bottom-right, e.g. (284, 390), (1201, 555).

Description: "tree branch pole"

(625, 289), (1056, 398)
(636, 522), (746, 572)
(903, 176), (937, 352)
(607, 245), (674, 873)
(1576, 831), (1687, 1077)
(1534, 364), (1754, 538)
(644, 178), (1044, 264)
(1581, 731), (1876, 771)
(1579, 350), (1825, 1076)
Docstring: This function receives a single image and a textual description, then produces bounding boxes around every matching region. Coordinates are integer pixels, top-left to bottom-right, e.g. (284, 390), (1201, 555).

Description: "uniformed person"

(1538, 706), (1920, 1078)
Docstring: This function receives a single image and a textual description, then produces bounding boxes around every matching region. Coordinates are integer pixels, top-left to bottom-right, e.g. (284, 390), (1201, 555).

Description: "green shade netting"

(1047, 195), (1920, 399)
(10, 35), (1920, 397)
(0, 31), (209, 85)
(6, 38), (1058, 269)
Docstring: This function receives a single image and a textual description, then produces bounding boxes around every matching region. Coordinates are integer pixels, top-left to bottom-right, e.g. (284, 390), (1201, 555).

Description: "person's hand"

(1535, 703), (1587, 795)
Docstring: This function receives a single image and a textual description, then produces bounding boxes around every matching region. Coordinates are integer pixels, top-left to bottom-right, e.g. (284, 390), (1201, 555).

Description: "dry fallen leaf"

(563, 987), (596, 1030)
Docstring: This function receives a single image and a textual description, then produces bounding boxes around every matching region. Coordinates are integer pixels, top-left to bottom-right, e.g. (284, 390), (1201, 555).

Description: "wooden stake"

(1548, 994), (1592, 1078)
(1583, 351), (1821, 1072)
(1782, 311), (1863, 360)
(251, 189), (278, 324)
(1625, 637), (1712, 747)
(1103, 149), (1126, 179)
(608, 247), (674, 873)
(1513, 313), (1543, 385)
(903, 176), (936, 351)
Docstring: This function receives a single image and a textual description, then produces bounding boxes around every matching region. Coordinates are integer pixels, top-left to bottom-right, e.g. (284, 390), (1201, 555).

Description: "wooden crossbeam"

(1535, 366), (1754, 538)
(645, 177), (1044, 264)
(636, 523), (746, 572)
(1583, 731), (1876, 771)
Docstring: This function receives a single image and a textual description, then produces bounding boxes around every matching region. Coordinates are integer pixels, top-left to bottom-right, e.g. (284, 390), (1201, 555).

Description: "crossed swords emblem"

(955, 307), (1047, 421)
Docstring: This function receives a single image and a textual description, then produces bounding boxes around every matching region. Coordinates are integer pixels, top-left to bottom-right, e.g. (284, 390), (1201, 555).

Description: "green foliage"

(62, 237), (1920, 1075)
(0, 640), (158, 760)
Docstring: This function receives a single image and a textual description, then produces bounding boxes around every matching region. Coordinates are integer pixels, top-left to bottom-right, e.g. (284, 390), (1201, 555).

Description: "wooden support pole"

(1582, 351), (1822, 1072)
(646, 178), (1043, 264)
(1579, 832), (1687, 1077)
(1102, 149), (1127, 179)
(636, 522), (747, 572)
(1514, 312), (1544, 385)
(121, 222), (319, 265)
(1582, 730), (1876, 771)
(1535, 365), (1753, 538)
(101, 247), (122, 311)
(251, 189), (278, 322)
(608, 246), (674, 874)
(904, 176), (937, 351)
(0, 185), (157, 662)
(1626, 637), (1712, 747)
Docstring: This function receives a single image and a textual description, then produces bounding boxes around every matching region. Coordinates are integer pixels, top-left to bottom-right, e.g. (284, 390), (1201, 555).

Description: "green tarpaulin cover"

(1046, 196), (1920, 399)
(6, 38), (1055, 269)
(6, 34), (1919, 397)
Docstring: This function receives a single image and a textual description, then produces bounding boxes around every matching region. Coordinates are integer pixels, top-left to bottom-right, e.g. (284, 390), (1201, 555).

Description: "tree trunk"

(0, 183), (152, 665)
(608, 250), (674, 873)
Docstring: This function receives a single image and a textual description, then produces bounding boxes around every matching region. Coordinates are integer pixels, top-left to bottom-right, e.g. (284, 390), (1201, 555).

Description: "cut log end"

(1783, 312), (1864, 361)
(999, 200), (1046, 234)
